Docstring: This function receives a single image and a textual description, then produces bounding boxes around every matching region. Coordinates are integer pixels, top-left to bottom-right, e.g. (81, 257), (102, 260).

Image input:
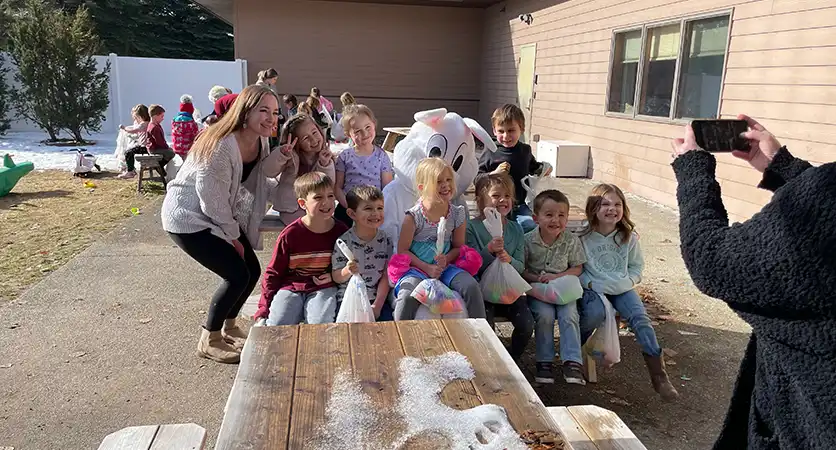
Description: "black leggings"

(169, 228), (260, 331)
(485, 297), (535, 360)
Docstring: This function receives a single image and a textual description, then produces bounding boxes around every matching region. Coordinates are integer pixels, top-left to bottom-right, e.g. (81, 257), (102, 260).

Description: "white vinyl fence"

(2, 53), (248, 135)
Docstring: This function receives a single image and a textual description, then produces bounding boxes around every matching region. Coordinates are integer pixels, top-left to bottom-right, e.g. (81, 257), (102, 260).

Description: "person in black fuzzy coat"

(670, 114), (836, 450)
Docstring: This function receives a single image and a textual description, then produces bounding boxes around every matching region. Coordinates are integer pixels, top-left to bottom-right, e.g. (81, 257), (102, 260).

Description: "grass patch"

(0, 170), (163, 302)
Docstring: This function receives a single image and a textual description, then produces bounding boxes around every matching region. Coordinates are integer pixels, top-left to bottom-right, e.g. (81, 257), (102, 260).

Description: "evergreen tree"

(7, 0), (110, 142)
(77, 0), (233, 61)
(0, 2), (12, 134)
(0, 54), (11, 135)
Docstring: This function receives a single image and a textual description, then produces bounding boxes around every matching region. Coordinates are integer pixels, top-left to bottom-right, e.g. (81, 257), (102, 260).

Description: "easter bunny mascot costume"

(382, 107), (497, 251)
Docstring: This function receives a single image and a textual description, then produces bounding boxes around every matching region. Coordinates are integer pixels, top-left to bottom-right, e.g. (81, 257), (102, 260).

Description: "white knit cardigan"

(161, 134), (282, 250)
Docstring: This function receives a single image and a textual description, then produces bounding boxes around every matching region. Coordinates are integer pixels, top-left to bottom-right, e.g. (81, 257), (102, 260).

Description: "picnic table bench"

(135, 154), (167, 193)
(381, 126), (411, 152)
(98, 423), (205, 450)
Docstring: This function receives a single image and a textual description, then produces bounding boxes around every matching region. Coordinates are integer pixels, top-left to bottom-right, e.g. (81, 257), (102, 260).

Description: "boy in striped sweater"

(257, 172), (348, 325)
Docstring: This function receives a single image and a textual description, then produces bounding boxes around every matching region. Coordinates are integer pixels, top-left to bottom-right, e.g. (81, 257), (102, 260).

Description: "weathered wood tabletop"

(215, 319), (567, 449)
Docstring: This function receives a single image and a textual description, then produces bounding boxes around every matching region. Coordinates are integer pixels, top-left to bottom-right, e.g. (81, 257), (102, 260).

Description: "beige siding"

(234, 0), (484, 129)
(481, 0), (836, 221)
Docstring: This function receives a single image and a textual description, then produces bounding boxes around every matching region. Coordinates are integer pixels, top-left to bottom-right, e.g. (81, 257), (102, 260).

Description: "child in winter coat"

(171, 95), (199, 161)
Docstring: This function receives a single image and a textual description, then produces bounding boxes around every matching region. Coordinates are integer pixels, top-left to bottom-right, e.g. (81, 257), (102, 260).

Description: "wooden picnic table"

(382, 126), (411, 152)
(215, 319), (566, 449)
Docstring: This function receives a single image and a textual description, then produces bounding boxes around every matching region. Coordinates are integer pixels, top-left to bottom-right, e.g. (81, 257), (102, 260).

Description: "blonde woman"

(161, 84), (291, 364)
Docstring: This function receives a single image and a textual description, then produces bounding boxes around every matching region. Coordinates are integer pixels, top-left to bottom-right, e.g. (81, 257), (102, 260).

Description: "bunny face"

(392, 108), (496, 197)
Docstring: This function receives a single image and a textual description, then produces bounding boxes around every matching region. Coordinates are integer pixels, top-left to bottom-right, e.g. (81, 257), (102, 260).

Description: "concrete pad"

(0, 179), (751, 450)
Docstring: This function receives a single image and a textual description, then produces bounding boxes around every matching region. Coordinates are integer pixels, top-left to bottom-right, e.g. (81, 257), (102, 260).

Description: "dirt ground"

(0, 170), (163, 303)
(0, 176), (750, 450)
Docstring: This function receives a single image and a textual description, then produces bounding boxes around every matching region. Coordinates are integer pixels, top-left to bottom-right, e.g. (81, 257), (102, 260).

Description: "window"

(606, 13), (730, 121)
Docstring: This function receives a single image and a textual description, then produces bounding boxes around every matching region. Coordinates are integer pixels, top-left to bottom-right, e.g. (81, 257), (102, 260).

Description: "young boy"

(331, 186), (393, 319)
(146, 104), (176, 176)
(258, 172), (349, 325)
(477, 104), (552, 232)
(524, 189), (593, 385)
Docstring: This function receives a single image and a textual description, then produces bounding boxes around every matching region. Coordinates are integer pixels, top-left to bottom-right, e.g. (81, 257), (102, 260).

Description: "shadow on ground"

(0, 178), (750, 450)
(0, 189), (72, 209)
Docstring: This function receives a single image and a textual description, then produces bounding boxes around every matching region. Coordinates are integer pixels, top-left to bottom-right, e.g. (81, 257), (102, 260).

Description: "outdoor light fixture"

(519, 13), (533, 25)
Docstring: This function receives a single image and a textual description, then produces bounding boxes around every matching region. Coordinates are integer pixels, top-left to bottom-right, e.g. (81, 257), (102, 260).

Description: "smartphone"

(691, 120), (749, 152)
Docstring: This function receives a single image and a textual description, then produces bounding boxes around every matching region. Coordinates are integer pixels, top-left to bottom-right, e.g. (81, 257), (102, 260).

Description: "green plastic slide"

(0, 154), (35, 197)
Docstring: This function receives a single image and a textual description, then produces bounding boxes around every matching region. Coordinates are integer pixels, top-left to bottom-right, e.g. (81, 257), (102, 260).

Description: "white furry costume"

(382, 108), (497, 252)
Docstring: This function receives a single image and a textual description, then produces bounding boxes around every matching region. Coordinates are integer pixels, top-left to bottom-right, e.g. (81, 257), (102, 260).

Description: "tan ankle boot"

(643, 353), (679, 401)
(197, 328), (240, 364)
(222, 318), (249, 350)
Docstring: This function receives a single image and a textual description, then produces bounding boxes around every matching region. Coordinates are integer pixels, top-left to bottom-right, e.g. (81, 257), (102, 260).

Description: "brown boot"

(222, 318), (249, 350)
(643, 353), (679, 401)
(197, 328), (240, 364)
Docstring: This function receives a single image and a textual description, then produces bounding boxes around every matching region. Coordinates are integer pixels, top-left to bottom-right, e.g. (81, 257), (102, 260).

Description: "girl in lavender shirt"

(334, 104), (394, 227)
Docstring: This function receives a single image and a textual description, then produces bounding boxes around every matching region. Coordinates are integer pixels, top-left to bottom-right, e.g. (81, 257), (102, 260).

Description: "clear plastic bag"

(335, 239), (375, 323)
(336, 275), (375, 323)
(478, 207), (531, 304)
(413, 216), (466, 315)
(413, 279), (465, 315)
(520, 162), (552, 209)
(586, 293), (621, 368)
(527, 275), (583, 305)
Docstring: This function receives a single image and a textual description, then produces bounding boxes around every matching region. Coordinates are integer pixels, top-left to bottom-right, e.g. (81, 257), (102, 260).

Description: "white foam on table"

(309, 351), (526, 450)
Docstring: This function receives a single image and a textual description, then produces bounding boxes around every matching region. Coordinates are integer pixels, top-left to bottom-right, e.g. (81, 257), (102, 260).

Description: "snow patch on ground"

(0, 132), (124, 171)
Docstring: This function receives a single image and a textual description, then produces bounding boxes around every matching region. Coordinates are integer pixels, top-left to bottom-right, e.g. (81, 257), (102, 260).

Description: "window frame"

(603, 9), (734, 124)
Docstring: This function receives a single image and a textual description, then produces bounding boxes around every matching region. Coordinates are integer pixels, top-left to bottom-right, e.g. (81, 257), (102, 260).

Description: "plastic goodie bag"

(527, 275), (584, 305)
(520, 162), (553, 209)
(335, 239), (376, 323)
(478, 207), (531, 304)
(586, 293), (621, 367)
(412, 217), (466, 315)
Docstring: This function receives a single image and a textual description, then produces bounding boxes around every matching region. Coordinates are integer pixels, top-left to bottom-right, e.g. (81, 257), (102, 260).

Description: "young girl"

(333, 105), (393, 227)
(171, 94), (198, 161)
(269, 114), (336, 226)
(311, 86), (334, 115)
(392, 157), (486, 321)
(305, 95), (333, 140)
(331, 92), (356, 144)
(283, 94), (299, 117)
(116, 104), (151, 179)
(580, 183), (678, 400)
(465, 172), (533, 361)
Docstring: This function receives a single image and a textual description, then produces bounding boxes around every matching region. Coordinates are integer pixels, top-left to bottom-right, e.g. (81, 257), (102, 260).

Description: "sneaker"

(535, 362), (555, 384)
(117, 171), (136, 179)
(562, 361), (587, 386)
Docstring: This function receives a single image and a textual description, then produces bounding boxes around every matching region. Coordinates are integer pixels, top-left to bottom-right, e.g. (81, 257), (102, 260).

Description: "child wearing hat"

(172, 94), (199, 161)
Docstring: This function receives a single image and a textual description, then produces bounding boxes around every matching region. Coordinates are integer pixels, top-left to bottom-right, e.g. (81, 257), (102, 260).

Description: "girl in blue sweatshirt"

(580, 183), (678, 401)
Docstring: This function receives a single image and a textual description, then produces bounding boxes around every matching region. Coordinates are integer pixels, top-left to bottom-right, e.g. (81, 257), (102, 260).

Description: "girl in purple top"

(334, 104), (394, 227)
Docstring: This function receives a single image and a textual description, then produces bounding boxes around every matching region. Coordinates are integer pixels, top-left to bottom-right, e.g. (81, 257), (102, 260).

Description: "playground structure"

(0, 154), (35, 197)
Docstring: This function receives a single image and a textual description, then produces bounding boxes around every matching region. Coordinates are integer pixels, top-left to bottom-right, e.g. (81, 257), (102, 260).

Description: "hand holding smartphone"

(691, 119), (749, 153)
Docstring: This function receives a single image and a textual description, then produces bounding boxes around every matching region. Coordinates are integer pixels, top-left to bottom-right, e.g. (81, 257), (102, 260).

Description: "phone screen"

(691, 120), (749, 152)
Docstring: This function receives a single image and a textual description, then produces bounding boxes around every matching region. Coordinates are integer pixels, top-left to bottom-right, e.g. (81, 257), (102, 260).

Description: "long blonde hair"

(416, 157), (456, 204)
(340, 91), (356, 107)
(582, 183), (635, 245)
(189, 84), (278, 164)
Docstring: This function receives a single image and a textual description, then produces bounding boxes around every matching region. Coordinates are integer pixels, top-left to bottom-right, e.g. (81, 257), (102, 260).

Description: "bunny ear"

(414, 108), (447, 128)
(463, 117), (497, 152)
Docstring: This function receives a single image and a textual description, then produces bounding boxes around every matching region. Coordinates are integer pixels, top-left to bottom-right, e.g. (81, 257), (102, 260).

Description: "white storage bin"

(536, 140), (590, 177)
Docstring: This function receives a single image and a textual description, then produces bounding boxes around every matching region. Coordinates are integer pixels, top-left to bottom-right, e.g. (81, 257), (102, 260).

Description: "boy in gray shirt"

(331, 186), (393, 319)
